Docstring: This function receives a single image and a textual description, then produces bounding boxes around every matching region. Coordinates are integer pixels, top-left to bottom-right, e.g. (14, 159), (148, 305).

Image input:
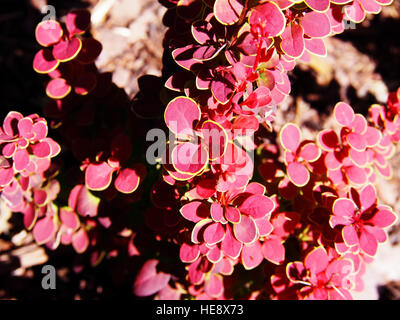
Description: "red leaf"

(77, 38), (102, 64)
(31, 141), (51, 158)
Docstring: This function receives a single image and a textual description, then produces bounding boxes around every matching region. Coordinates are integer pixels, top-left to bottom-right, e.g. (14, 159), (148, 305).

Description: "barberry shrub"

(1, 1), (399, 300)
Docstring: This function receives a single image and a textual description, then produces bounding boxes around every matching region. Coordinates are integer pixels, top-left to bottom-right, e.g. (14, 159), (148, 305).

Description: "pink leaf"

(46, 78), (71, 99)
(33, 216), (56, 245)
(164, 97), (200, 137)
(304, 247), (329, 274)
(203, 222), (225, 245)
(171, 142), (208, 175)
(114, 167), (140, 194)
(213, 0), (243, 25)
(179, 243), (200, 263)
(280, 23), (305, 58)
(279, 123), (301, 152)
(133, 260), (171, 297)
(262, 238), (285, 265)
(287, 162), (310, 187)
(65, 9), (91, 36)
(345, 165), (367, 185)
(359, 228), (378, 256)
(242, 241), (263, 270)
(368, 207), (397, 228)
(233, 215), (257, 244)
(225, 206), (241, 223)
(334, 102), (355, 127)
(221, 224), (242, 259)
(35, 20), (63, 47)
(204, 274), (223, 298)
(249, 2), (286, 37)
(72, 228), (89, 253)
(85, 162), (115, 191)
(33, 49), (59, 74)
(298, 142), (321, 162)
(210, 202), (224, 222)
(359, 184), (376, 210)
(75, 186), (100, 217)
(304, 38), (327, 56)
(342, 225), (359, 247)
(333, 198), (355, 219)
(346, 132), (367, 151)
(52, 38), (82, 62)
(301, 12), (331, 38)
(60, 208), (80, 230)
(239, 194), (275, 219)
(304, 0), (330, 12)
(13, 149), (29, 172)
(180, 201), (209, 223)
(0, 167), (14, 187)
